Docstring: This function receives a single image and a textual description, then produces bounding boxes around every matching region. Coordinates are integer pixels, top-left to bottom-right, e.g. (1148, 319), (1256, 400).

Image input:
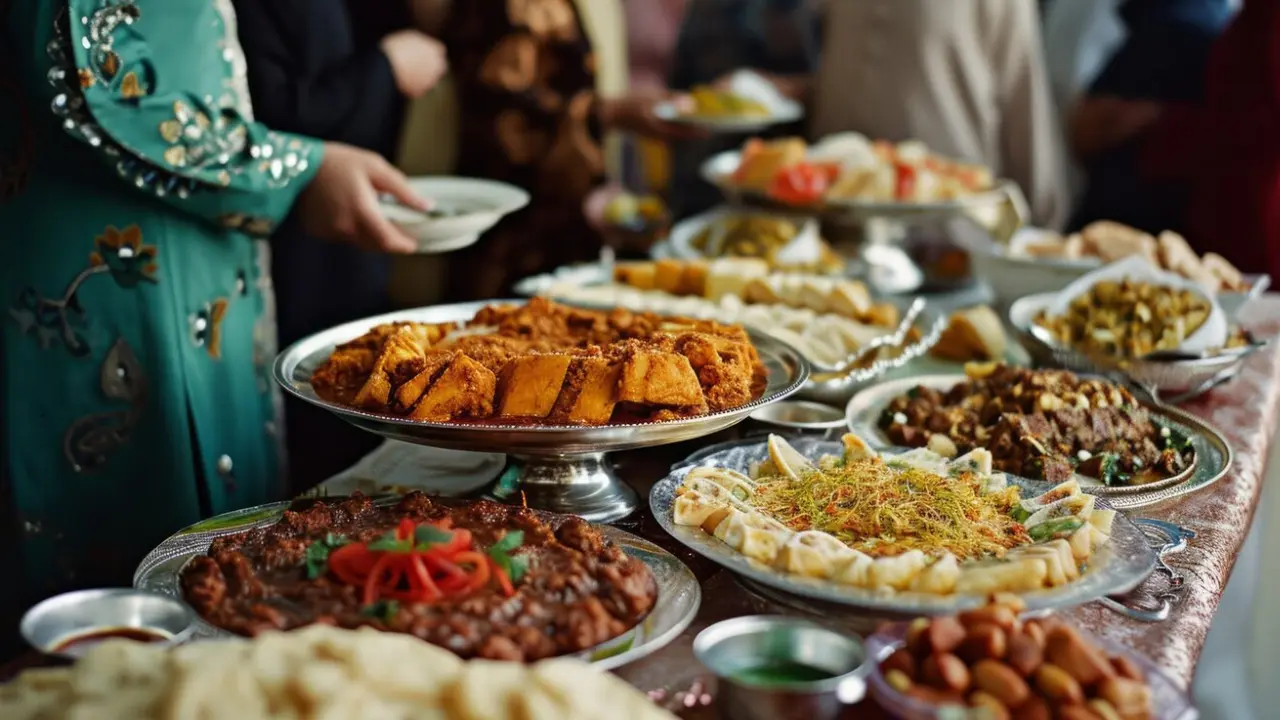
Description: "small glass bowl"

(866, 621), (1198, 720)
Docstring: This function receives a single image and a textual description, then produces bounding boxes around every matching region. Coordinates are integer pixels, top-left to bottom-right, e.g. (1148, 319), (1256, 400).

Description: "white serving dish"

(381, 176), (530, 254)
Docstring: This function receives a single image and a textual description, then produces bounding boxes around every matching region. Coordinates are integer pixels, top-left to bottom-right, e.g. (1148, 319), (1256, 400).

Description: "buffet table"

(4, 297), (1278, 717)
(613, 294), (1280, 712)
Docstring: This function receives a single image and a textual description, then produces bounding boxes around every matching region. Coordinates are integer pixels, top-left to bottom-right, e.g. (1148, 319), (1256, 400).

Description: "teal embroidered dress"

(0, 0), (322, 600)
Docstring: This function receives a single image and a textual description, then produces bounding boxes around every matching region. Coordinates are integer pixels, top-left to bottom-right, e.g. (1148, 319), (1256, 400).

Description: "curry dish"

(181, 493), (657, 661)
(310, 298), (768, 425)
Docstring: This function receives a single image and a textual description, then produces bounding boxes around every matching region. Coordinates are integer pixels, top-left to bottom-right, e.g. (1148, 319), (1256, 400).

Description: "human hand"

(380, 29), (448, 98)
(296, 143), (426, 254)
(1069, 96), (1164, 158)
(597, 92), (708, 142)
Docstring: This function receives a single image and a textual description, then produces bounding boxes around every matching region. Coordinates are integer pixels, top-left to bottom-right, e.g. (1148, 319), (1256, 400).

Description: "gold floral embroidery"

(218, 213), (276, 237)
(479, 34), (539, 92)
(89, 224), (159, 286)
(100, 51), (120, 80)
(206, 298), (229, 359)
(158, 119), (182, 143)
(119, 71), (144, 99)
(163, 145), (187, 167)
(77, 68), (95, 89)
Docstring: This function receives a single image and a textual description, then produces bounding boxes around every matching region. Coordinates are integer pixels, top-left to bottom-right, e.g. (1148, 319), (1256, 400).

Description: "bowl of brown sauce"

(20, 588), (195, 659)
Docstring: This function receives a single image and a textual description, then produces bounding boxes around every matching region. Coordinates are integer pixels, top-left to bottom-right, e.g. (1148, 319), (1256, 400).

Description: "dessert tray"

(273, 300), (809, 522)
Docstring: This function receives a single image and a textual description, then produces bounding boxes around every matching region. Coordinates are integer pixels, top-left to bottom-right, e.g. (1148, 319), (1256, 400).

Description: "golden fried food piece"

(496, 354), (573, 419)
(408, 355), (496, 422)
(548, 357), (624, 425)
(311, 300), (767, 426)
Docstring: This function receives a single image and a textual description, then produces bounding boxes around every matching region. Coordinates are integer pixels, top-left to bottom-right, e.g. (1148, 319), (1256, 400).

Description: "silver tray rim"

(844, 373), (1233, 507)
(271, 299), (810, 453)
(133, 496), (702, 671)
(649, 437), (1158, 615)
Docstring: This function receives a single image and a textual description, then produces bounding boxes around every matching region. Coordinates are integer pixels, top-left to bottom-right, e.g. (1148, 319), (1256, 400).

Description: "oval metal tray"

(133, 497), (701, 671)
(272, 299), (809, 456)
(844, 374), (1225, 501)
(650, 437), (1158, 616)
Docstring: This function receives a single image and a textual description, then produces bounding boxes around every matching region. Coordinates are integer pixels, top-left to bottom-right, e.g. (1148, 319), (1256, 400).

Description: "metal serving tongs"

(809, 298), (943, 385)
(1097, 518), (1197, 622)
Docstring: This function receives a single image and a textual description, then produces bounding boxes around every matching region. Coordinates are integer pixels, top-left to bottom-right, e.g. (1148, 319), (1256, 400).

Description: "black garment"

(233, 0), (407, 491)
(1069, 0), (1234, 234)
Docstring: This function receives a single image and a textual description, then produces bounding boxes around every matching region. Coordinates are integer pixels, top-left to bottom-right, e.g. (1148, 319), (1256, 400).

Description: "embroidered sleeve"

(47, 1), (322, 237)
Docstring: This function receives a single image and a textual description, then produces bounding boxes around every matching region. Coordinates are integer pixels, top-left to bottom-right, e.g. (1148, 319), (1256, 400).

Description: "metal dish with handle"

(1009, 291), (1269, 404)
(272, 300), (808, 523)
(132, 496), (701, 671)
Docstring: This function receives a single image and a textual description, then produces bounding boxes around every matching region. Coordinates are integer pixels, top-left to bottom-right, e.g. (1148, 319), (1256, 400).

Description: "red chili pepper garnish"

(323, 520), (524, 608)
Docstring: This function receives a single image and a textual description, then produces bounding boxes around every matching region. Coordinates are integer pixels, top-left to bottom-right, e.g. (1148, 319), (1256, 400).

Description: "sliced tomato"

(894, 162), (918, 200)
(768, 163), (828, 205)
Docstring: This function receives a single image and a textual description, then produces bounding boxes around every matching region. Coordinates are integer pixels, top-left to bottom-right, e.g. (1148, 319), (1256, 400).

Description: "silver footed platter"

(651, 437), (1159, 616)
(844, 374), (1233, 508)
(133, 496), (701, 671)
(273, 300), (809, 522)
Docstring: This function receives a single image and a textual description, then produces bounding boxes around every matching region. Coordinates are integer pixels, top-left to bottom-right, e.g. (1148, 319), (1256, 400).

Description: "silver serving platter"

(699, 150), (1023, 221)
(272, 299), (809, 522)
(650, 438), (1158, 615)
(845, 374), (1232, 507)
(1009, 292), (1268, 403)
(133, 497), (701, 671)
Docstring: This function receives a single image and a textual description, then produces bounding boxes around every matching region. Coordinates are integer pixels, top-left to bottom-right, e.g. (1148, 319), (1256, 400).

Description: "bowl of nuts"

(866, 596), (1196, 719)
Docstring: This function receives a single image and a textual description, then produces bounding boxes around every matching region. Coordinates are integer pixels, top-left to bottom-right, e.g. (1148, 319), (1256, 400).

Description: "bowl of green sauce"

(694, 616), (869, 720)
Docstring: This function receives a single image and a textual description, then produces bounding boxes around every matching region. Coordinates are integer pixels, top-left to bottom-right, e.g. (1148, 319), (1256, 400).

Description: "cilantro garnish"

(303, 533), (349, 579)
(361, 599), (400, 623)
(413, 525), (452, 549)
(486, 530), (529, 583)
(367, 530), (412, 553)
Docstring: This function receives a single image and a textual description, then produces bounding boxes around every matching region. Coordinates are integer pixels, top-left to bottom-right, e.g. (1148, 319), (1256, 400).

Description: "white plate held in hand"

(381, 176), (530, 254)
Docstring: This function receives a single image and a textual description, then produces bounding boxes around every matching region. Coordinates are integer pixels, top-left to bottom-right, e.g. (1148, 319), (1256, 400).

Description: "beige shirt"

(810, 0), (1070, 229)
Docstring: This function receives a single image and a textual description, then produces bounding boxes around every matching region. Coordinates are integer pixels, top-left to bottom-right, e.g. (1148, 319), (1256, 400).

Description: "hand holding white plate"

(380, 176), (530, 254)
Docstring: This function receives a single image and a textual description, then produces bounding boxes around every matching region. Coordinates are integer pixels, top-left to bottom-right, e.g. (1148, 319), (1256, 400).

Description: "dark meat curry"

(181, 493), (656, 661)
(880, 364), (1193, 486)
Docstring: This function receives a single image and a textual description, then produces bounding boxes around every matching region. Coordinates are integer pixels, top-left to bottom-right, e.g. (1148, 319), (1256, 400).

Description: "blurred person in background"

(1067, 0), (1236, 235)
(667, 0), (820, 220)
(698, 0), (1068, 230)
(439, 0), (702, 300)
(623, 0), (687, 193)
(0, 0), (425, 625)
(1140, 0), (1278, 278)
(233, 0), (448, 489)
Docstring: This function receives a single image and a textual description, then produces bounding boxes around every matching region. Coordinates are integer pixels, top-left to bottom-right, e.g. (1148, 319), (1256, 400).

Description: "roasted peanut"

(960, 623), (1008, 662)
(1010, 696), (1051, 720)
(1034, 663), (1084, 705)
(882, 648), (918, 679)
(905, 684), (965, 707)
(906, 617), (932, 655)
(1045, 626), (1115, 686)
(885, 669), (913, 693)
(1087, 699), (1124, 720)
(1057, 707), (1103, 720)
(968, 691), (1011, 720)
(922, 653), (971, 692)
(925, 617), (968, 655)
(1023, 621), (1047, 649)
(1110, 654), (1145, 682)
(1097, 676), (1153, 716)
(989, 592), (1028, 614)
(1006, 632), (1044, 677)
(972, 660), (1031, 707)
(960, 605), (1018, 632)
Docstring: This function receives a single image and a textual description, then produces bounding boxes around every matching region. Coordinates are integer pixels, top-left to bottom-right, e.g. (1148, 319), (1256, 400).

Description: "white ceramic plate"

(666, 205), (816, 260)
(381, 177), (530, 254)
(653, 99), (803, 133)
